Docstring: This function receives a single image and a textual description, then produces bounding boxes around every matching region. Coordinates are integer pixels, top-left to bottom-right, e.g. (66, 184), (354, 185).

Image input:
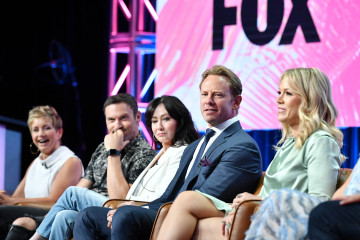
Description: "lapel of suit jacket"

(183, 121), (241, 189)
(139, 148), (170, 187)
(204, 121), (241, 159)
(126, 149), (163, 198)
(158, 141), (199, 201)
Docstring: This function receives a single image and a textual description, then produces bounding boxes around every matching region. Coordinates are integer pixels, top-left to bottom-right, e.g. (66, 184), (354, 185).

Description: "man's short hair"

(200, 65), (242, 97)
(103, 93), (138, 117)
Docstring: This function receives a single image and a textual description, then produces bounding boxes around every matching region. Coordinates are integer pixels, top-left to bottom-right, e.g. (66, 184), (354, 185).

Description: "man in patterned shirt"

(14, 93), (156, 240)
(81, 93), (156, 198)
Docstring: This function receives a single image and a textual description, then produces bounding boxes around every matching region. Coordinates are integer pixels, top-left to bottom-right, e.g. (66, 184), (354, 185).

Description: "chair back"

(336, 168), (352, 189)
(253, 172), (265, 196)
(101, 199), (148, 209)
(149, 202), (172, 240)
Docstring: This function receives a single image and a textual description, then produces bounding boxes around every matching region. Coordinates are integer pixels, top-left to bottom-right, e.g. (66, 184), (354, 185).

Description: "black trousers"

(308, 200), (360, 240)
(0, 205), (48, 240)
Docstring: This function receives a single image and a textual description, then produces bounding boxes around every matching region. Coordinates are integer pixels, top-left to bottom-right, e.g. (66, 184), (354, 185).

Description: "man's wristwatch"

(106, 149), (121, 157)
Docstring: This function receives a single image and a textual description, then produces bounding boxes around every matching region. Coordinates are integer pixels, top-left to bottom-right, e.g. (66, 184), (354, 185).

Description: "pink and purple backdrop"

(155, 0), (360, 131)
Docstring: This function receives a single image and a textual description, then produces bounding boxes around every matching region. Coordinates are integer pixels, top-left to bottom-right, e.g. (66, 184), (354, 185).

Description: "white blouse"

(127, 145), (186, 201)
(24, 146), (80, 198)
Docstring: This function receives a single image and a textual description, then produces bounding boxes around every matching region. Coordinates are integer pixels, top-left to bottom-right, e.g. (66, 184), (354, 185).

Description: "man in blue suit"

(73, 65), (263, 239)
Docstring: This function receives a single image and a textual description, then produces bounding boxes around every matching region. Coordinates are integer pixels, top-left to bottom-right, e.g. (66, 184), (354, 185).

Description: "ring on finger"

(226, 223), (231, 229)
(236, 194), (242, 198)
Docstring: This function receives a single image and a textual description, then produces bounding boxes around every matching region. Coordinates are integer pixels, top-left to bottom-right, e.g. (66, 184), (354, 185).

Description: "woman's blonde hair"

(276, 68), (344, 160)
(27, 105), (63, 131)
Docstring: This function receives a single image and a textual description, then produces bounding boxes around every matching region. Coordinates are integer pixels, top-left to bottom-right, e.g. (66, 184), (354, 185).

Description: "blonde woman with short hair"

(0, 105), (83, 240)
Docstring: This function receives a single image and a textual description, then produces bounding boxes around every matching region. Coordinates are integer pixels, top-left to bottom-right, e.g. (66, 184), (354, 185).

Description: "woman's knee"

(172, 191), (207, 213)
(174, 191), (200, 204)
(12, 217), (36, 231)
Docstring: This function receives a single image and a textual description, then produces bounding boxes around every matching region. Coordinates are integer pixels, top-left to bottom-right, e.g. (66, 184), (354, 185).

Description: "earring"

(153, 133), (158, 142)
(30, 143), (40, 155)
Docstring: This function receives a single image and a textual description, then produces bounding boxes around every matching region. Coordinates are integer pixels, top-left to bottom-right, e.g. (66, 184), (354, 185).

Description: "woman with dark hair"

(30, 95), (199, 239)
(124, 95), (200, 202)
(145, 95), (200, 151)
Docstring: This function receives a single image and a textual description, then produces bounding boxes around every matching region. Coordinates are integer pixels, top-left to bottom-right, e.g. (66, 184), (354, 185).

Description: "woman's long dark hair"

(145, 95), (200, 150)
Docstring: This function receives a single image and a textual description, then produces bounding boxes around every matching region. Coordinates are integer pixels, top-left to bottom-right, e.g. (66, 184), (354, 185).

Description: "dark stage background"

(0, 1), (112, 177)
(0, 1), (358, 183)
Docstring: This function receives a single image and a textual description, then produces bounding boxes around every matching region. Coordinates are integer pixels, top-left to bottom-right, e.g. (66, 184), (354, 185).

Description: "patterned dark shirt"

(83, 133), (156, 197)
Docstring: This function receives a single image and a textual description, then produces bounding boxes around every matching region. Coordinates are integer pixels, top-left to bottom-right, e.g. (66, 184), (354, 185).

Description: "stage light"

(140, 69), (157, 98)
(118, 0), (132, 20)
(144, 0), (158, 22)
(138, 102), (149, 108)
(111, 64), (130, 96)
(139, 121), (153, 148)
(138, 102), (149, 113)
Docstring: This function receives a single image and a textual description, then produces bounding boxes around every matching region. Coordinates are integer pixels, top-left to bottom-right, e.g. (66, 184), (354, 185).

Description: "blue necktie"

(192, 129), (215, 170)
(178, 129), (215, 193)
(182, 128), (215, 190)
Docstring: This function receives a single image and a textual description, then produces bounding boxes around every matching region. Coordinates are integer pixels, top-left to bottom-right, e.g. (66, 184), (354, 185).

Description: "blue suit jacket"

(148, 121), (262, 210)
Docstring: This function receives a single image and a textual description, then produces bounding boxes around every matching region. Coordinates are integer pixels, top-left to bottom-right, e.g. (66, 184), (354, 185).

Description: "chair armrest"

(14, 201), (55, 210)
(337, 168), (352, 189)
(101, 199), (149, 209)
(150, 202), (173, 240)
(229, 200), (262, 240)
(253, 172), (265, 196)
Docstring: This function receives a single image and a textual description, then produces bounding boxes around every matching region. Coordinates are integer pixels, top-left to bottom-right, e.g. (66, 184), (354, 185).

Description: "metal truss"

(108, 0), (157, 142)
